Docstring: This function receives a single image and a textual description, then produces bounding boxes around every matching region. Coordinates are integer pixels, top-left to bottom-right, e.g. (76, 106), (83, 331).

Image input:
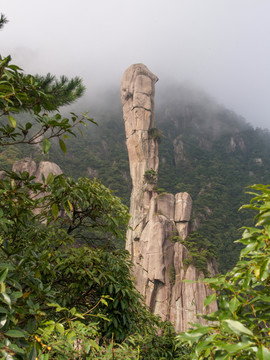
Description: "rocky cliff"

(121, 64), (217, 332)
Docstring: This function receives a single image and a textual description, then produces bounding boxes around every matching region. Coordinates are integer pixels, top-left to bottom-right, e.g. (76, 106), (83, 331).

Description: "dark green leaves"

(59, 138), (67, 153)
(8, 115), (16, 128)
(0, 56), (95, 149)
(203, 292), (216, 307)
(5, 329), (25, 338)
(42, 138), (51, 154)
(257, 346), (270, 360)
(223, 319), (253, 336)
(51, 203), (59, 219)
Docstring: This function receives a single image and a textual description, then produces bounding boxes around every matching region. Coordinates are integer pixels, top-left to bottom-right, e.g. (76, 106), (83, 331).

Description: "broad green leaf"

(28, 344), (37, 360)
(260, 258), (270, 281)
(223, 319), (253, 336)
(88, 339), (100, 351)
(7, 343), (25, 355)
(257, 345), (270, 360)
(67, 199), (73, 212)
(42, 320), (55, 326)
(0, 315), (7, 328)
(178, 331), (204, 343)
(46, 302), (60, 307)
(56, 323), (64, 335)
(8, 115), (16, 128)
(43, 324), (55, 335)
(100, 298), (108, 306)
(240, 242), (257, 257)
(59, 138), (67, 153)
(204, 293), (216, 307)
(0, 268), (8, 284)
(51, 203), (59, 219)
(0, 292), (11, 306)
(25, 122), (32, 130)
(0, 306), (9, 314)
(229, 297), (241, 314)
(42, 138), (51, 154)
(5, 329), (25, 337)
(218, 341), (254, 354)
(46, 172), (54, 185)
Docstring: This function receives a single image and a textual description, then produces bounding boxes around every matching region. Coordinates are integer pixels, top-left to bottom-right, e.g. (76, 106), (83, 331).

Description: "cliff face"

(121, 64), (217, 332)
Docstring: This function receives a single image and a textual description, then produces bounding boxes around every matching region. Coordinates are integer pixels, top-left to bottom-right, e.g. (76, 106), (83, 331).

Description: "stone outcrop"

(12, 158), (62, 181)
(12, 158), (63, 216)
(121, 64), (217, 332)
(12, 158), (37, 177)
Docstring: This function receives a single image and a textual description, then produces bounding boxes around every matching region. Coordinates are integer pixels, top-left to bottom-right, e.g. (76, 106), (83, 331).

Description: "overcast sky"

(1, 0), (270, 129)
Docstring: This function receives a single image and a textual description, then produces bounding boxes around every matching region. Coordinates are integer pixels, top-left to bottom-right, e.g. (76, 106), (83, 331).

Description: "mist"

(1, 0), (270, 129)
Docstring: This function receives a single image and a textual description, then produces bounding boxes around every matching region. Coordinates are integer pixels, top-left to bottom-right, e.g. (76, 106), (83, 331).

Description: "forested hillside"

(2, 83), (270, 272)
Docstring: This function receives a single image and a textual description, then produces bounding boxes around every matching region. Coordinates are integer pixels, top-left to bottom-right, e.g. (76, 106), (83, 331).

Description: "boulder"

(35, 161), (62, 183)
(12, 157), (37, 176)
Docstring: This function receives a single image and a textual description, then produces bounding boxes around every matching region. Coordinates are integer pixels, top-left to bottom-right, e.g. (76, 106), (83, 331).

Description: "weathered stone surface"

(35, 161), (62, 183)
(173, 136), (186, 164)
(121, 63), (217, 333)
(12, 159), (62, 182)
(157, 193), (175, 221)
(176, 222), (189, 240)
(121, 63), (159, 187)
(12, 158), (37, 177)
(121, 64), (159, 254)
(174, 192), (192, 222)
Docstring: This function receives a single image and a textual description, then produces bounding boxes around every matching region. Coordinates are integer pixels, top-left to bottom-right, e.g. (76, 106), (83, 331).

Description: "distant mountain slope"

(2, 83), (270, 272)
(156, 84), (270, 271)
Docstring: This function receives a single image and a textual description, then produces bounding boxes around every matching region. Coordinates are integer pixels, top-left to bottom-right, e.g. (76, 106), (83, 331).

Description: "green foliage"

(126, 321), (191, 360)
(148, 127), (164, 144)
(0, 160), (165, 357)
(143, 168), (158, 185)
(180, 232), (216, 276)
(44, 174), (130, 248)
(0, 55), (93, 151)
(34, 73), (85, 109)
(176, 184), (270, 359)
(167, 264), (176, 285)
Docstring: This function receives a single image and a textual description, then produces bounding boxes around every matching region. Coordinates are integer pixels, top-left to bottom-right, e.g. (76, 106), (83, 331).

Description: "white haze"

(1, 0), (270, 129)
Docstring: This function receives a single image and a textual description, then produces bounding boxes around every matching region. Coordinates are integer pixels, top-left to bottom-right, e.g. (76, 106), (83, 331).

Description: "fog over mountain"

(1, 0), (270, 129)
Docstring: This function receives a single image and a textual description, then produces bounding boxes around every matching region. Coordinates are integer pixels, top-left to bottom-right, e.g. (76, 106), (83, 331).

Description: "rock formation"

(121, 64), (217, 332)
(12, 158), (62, 215)
(12, 158), (62, 181)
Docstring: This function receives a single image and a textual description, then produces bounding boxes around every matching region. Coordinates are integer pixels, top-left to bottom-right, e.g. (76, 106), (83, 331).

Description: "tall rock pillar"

(121, 64), (217, 332)
(121, 63), (159, 255)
